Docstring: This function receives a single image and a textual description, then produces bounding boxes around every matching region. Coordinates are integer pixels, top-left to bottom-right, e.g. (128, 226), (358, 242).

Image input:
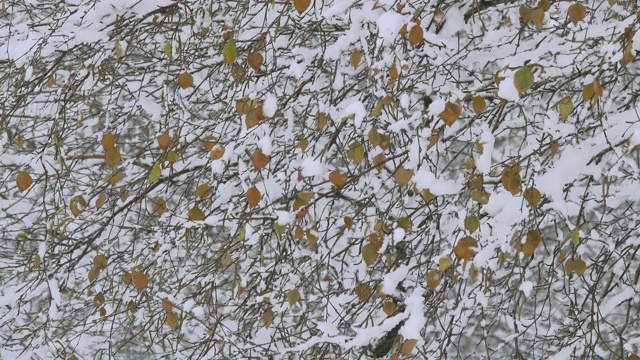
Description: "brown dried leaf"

(133, 272), (149, 292)
(329, 170), (348, 188)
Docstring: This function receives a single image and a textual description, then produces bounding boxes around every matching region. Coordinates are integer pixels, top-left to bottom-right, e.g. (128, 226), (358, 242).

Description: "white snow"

(498, 77), (520, 101)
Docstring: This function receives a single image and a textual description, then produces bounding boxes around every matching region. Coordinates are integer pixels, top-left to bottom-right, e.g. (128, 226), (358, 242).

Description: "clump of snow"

(342, 101), (367, 128)
(263, 94), (277, 117)
(376, 12), (405, 45)
(301, 158), (325, 177)
(498, 77), (520, 101)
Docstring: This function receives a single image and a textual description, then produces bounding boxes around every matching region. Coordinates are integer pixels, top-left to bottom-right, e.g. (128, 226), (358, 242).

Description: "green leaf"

(287, 289), (301, 307)
(362, 243), (379, 266)
(223, 40), (238, 65)
(275, 223), (285, 236)
(513, 66), (534, 94)
(163, 43), (172, 60)
(369, 99), (384, 118)
(570, 227), (580, 245)
(347, 141), (365, 165)
(148, 162), (161, 183)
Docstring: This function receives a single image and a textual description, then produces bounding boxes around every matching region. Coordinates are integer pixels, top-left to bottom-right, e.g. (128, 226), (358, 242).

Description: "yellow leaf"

(354, 282), (372, 301)
(316, 112), (328, 131)
(133, 272), (149, 292)
(516, 230), (542, 258)
(523, 187), (542, 207)
(247, 186), (261, 209)
(166, 311), (180, 329)
(573, 257), (587, 277)
(350, 49), (363, 69)
(347, 141), (365, 165)
(122, 272), (132, 285)
(148, 162), (161, 183)
(382, 301), (396, 316)
(47, 73), (56, 87)
(196, 183), (212, 199)
(222, 40), (237, 65)
(426, 270), (442, 290)
(401, 339), (418, 357)
(162, 297), (174, 312)
(102, 132), (116, 150)
(438, 255), (453, 271)
(16, 171), (33, 192)
(163, 42), (172, 60)
(472, 95), (486, 114)
(88, 265), (100, 282)
(105, 147), (121, 168)
(96, 193), (107, 210)
(188, 206), (205, 221)
(93, 254), (107, 269)
(262, 308), (275, 328)
(464, 216), (480, 233)
(93, 292), (105, 308)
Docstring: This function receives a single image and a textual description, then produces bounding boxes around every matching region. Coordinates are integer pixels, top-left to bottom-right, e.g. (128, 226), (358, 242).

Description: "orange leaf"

(329, 170), (348, 188)
(153, 197), (166, 216)
(210, 144), (226, 160)
(70, 195), (86, 217)
(568, 3), (587, 25)
(252, 149), (270, 170)
(102, 132), (116, 150)
(247, 52), (264, 70)
(408, 24), (424, 47)
(523, 187), (542, 207)
(157, 132), (171, 149)
(394, 168), (414, 187)
(95, 193), (107, 210)
(293, 0), (311, 14)
(247, 186), (261, 209)
(162, 298), (174, 312)
(16, 171), (33, 192)
(177, 72), (194, 89)
(439, 101), (461, 126)
(453, 236), (478, 260)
